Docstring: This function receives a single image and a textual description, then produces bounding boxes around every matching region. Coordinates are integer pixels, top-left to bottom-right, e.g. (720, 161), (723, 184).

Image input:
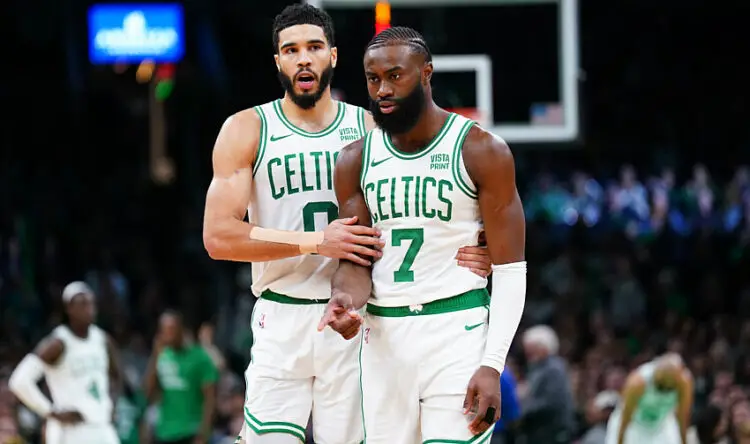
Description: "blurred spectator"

(563, 171), (604, 227)
(607, 255), (646, 331)
(518, 325), (575, 443)
(647, 167), (678, 234)
(609, 164), (650, 234)
(580, 390), (619, 444)
(84, 249), (131, 330)
(144, 311), (218, 444)
(730, 399), (750, 444)
(691, 404), (728, 444)
(525, 173), (573, 227)
(0, 414), (24, 444)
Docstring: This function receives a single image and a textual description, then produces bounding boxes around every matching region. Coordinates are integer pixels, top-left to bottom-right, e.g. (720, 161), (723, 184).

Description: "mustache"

(375, 97), (401, 104)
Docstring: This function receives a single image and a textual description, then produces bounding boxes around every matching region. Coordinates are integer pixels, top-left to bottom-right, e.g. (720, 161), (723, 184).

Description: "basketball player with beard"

(202, 6), (492, 444)
(319, 27), (527, 443)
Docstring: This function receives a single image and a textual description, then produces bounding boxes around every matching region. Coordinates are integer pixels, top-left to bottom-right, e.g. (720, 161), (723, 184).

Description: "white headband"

(62, 281), (94, 303)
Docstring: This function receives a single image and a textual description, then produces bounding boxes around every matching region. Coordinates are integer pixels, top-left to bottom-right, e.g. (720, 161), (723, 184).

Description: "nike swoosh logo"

(465, 322), (484, 331)
(371, 157), (392, 167)
(270, 134), (292, 142)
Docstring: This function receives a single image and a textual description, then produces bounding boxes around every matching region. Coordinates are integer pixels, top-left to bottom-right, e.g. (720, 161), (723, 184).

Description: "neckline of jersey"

(273, 99), (345, 138)
(382, 113), (457, 160)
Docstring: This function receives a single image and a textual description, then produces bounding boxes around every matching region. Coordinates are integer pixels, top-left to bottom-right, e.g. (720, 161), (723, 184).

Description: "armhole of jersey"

(360, 131), (373, 191)
(50, 328), (67, 364)
(251, 106), (269, 178)
(356, 107), (367, 138)
(452, 119), (479, 200)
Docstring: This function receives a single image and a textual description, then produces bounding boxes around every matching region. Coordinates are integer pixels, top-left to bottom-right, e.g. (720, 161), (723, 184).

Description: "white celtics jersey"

(628, 361), (679, 428)
(249, 99), (368, 300)
(360, 113), (487, 307)
(44, 325), (112, 424)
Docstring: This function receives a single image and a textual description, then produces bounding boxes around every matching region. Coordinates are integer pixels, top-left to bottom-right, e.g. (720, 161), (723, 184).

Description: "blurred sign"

(88, 4), (184, 64)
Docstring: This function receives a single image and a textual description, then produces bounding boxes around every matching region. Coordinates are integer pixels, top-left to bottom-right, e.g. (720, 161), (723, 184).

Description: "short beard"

(369, 81), (426, 135)
(278, 63), (334, 110)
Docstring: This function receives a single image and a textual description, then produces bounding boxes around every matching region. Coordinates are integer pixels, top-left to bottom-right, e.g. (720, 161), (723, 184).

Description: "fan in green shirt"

(144, 311), (218, 444)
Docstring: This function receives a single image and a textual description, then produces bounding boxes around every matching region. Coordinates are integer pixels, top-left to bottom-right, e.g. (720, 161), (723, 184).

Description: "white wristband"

(481, 261), (527, 373)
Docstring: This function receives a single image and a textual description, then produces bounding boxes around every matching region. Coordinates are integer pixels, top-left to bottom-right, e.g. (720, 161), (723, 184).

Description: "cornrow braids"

(366, 26), (432, 62)
(273, 4), (335, 53)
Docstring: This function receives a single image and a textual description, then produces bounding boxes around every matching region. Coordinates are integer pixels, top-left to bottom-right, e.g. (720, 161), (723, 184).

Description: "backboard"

(308, 0), (580, 143)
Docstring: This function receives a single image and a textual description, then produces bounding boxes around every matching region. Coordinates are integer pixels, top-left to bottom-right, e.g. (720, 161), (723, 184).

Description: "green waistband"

(366, 288), (489, 317)
(260, 290), (329, 305)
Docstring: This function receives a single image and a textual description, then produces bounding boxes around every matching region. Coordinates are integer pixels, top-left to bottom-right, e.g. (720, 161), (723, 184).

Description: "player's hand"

(49, 410), (84, 424)
(317, 294), (363, 340)
(464, 366), (501, 435)
(456, 245), (492, 277)
(319, 217), (384, 266)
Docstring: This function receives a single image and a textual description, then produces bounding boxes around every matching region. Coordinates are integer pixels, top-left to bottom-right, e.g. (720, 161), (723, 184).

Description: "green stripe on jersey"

(272, 99), (345, 138)
(252, 106), (269, 177)
(452, 119), (478, 199)
(383, 113), (456, 160)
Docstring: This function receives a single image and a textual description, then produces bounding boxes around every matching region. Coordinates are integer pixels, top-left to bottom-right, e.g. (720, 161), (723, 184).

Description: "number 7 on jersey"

(392, 228), (424, 282)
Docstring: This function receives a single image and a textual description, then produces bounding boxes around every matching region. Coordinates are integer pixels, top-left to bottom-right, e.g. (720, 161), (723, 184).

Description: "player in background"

(605, 353), (694, 444)
(319, 27), (526, 444)
(202, 5), (492, 444)
(144, 311), (218, 444)
(9, 281), (122, 444)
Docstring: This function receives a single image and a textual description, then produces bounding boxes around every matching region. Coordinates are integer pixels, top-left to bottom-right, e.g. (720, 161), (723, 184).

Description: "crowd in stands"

(1, 162), (750, 443)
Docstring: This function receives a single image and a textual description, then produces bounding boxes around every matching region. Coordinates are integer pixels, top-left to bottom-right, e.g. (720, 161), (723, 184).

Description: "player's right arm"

(9, 336), (83, 423)
(318, 139), (375, 338)
(616, 373), (646, 444)
(203, 110), (382, 265)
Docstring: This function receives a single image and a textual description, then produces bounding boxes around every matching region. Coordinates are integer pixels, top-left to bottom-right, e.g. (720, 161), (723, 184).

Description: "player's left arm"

(362, 110), (491, 276)
(676, 369), (694, 444)
(462, 125), (526, 435)
(318, 138), (373, 339)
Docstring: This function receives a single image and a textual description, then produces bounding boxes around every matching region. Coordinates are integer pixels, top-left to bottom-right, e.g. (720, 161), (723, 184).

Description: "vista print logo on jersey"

(88, 4), (184, 64)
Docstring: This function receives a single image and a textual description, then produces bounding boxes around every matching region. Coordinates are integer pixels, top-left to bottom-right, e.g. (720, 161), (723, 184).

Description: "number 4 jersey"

(361, 113), (487, 308)
(44, 325), (112, 424)
(249, 99), (368, 300)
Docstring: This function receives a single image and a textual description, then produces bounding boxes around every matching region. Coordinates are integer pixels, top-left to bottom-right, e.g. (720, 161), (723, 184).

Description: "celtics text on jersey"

(360, 113), (487, 308)
(249, 99), (368, 300)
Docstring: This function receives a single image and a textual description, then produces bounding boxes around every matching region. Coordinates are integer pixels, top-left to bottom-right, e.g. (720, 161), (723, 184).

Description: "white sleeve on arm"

(8, 354), (53, 417)
(481, 261), (527, 373)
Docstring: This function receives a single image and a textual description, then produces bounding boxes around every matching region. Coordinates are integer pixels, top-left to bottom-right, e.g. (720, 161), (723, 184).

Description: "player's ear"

(330, 47), (338, 68)
(274, 53), (281, 72)
(423, 62), (433, 84)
